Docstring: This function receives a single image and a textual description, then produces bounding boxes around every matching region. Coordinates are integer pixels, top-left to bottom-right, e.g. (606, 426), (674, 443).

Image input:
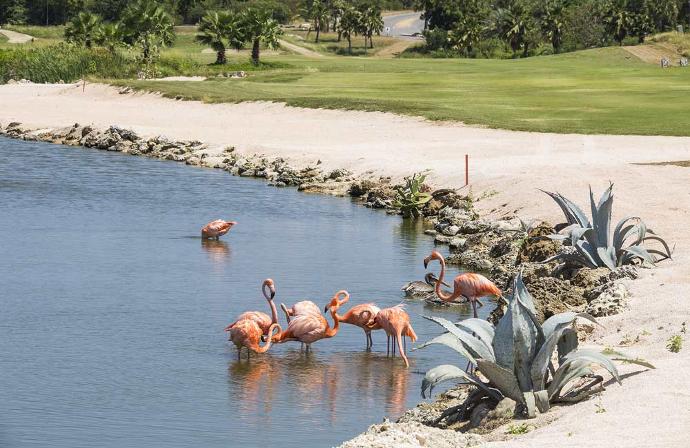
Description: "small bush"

(667, 335), (682, 353)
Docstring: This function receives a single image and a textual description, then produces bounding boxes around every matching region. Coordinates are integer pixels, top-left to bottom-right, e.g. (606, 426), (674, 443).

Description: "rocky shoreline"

(0, 121), (642, 446)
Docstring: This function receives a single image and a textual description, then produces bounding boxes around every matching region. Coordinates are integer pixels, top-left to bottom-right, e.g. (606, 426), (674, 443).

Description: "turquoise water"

(0, 137), (490, 447)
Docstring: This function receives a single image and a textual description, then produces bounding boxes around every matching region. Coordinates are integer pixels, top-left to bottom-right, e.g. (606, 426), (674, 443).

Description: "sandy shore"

(2, 82), (689, 447)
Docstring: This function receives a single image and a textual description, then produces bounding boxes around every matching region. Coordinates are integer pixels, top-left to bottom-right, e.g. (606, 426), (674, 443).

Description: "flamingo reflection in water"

(201, 239), (230, 263)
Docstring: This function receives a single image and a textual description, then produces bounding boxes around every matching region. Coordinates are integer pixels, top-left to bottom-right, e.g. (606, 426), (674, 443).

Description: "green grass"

(4, 25), (65, 39)
(282, 30), (402, 56)
(650, 32), (690, 57)
(117, 46), (690, 136)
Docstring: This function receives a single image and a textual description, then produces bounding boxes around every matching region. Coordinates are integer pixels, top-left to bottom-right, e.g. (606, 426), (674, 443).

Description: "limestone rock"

(586, 282), (629, 317)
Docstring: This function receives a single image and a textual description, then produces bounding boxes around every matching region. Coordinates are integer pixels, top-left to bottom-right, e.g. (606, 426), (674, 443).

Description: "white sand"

(0, 28), (33, 43)
(2, 82), (689, 447)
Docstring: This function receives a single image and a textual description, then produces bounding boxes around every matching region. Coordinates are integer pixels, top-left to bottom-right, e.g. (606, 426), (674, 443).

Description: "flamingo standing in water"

(271, 291), (343, 352)
(326, 290), (382, 350)
(229, 319), (281, 360)
(201, 219), (237, 239)
(423, 250), (501, 318)
(225, 279), (279, 336)
(280, 300), (321, 323)
(372, 305), (417, 367)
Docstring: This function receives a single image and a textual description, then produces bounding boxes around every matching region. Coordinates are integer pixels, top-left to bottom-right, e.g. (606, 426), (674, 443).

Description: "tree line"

(60, 0), (281, 66)
(415, 0), (690, 57)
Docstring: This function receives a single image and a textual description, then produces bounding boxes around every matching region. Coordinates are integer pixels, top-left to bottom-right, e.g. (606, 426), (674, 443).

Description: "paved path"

(278, 39), (324, 58)
(0, 28), (34, 43)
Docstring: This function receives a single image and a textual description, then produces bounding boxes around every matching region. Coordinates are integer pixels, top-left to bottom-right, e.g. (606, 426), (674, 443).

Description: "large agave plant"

(393, 172), (432, 218)
(543, 184), (672, 269)
(418, 273), (629, 418)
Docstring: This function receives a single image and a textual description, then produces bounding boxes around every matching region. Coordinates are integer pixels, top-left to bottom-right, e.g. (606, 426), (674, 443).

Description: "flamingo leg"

(471, 299), (478, 318)
(392, 335), (396, 356)
(403, 335), (407, 352)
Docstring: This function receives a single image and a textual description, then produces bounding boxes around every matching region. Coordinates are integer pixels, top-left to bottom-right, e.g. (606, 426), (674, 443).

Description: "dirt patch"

(622, 43), (680, 65)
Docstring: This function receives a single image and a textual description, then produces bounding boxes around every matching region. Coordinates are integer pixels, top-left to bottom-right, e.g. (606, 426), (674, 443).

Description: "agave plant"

(418, 273), (643, 419)
(393, 172), (432, 218)
(543, 184), (672, 270)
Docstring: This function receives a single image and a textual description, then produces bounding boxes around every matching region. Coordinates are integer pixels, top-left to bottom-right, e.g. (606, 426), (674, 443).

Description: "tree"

(358, 3), (383, 49)
(196, 11), (238, 64)
(540, 0), (565, 53)
(95, 22), (123, 53)
(338, 5), (360, 54)
(492, 4), (533, 57)
(64, 11), (102, 48)
(121, 0), (175, 63)
(604, 1), (630, 45)
(241, 7), (281, 65)
(302, 0), (328, 42)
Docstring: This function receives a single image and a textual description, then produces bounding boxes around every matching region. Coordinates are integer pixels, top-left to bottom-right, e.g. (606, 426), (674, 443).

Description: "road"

(383, 11), (424, 38)
(0, 28), (34, 44)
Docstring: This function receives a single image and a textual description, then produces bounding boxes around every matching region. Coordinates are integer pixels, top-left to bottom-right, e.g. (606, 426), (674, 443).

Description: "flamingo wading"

(271, 291), (344, 352)
(229, 319), (281, 359)
(327, 290), (382, 350)
(423, 250), (501, 318)
(225, 279), (279, 337)
(371, 305), (417, 367)
(201, 219), (237, 239)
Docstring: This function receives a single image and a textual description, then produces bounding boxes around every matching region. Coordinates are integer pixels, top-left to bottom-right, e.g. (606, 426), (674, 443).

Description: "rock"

(571, 267), (611, 289)
(447, 251), (494, 272)
(449, 237), (467, 250)
(489, 238), (513, 258)
(337, 421), (483, 448)
(459, 220), (490, 235)
(326, 168), (352, 180)
(423, 199), (444, 217)
(523, 276), (586, 320)
(469, 402), (493, 428)
(434, 235), (453, 244)
(442, 225), (460, 236)
(298, 181), (351, 196)
(492, 218), (522, 232)
(348, 179), (377, 197)
(517, 222), (561, 263)
(424, 229), (437, 236)
(432, 189), (474, 211)
(438, 207), (473, 225)
(586, 282), (629, 317)
(475, 398), (517, 432)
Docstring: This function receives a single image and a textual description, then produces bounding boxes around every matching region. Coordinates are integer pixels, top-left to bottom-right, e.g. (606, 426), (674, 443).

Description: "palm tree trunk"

(217, 49), (226, 65)
(252, 38), (260, 65)
(348, 35), (351, 54)
(316, 25), (320, 43)
(369, 33), (373, 49)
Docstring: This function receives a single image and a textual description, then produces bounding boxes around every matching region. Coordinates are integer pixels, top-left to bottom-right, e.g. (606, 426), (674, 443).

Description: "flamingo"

(326, 290), (382, 350)
(225, 279), (279, 336)
(271, 291), (343, 352)
(372, 305), (417, 367)
(280, 300), (321, 323)
(201, 219), (237, 239)
(401, 272), (449, 297)
(228, 319), (281, 360)
(423, 250), (501, 318)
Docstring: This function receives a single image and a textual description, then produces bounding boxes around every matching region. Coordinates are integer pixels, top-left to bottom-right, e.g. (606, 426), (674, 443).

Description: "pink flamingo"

(228, 319), (281, 360)
(201, 219), (237, 239)
(327, 290), (381, 350)
(225, 279), (279, 336)
(280, 300), (321, 323)
(271, 291), (343, 352)
(423, 250), (502, 318)
(372, 305), (417, 367)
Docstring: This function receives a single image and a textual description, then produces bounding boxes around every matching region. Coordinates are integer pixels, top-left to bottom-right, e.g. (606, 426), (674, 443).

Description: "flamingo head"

(324, 290), (349, 313)
(423, 250), (443, 269)
(227, 221), (238, 228)
(262, 278), (276, 300)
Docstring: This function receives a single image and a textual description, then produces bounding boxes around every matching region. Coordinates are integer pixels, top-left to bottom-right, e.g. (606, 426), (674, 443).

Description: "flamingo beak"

(423, 257), (429, 269)
(229, 221), (238, 227)
(270, 287), (276, 299)
(441, 280), (450, 287)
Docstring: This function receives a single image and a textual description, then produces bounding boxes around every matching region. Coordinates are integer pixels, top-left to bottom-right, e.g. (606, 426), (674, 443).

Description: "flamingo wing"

(288, 314), (327, 344)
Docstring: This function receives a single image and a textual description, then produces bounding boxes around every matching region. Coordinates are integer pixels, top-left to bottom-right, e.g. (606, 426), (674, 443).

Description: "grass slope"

(120, 47), (690, 136)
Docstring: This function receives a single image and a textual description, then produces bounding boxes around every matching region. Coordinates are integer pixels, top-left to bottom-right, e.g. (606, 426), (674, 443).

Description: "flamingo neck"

(325, 309), (340, 338)
(257, 324), (278, 352)
(434, 257), (455, 301)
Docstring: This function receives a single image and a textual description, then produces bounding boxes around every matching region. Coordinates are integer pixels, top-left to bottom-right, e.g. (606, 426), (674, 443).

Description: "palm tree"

(121, 0), (175, 63)
(359, 5), (383, 49)
(338, 6), (360, 54)
(94, 22), (123, 54)
(196, 11), (238, 65)
(492, 6), (530, 58)
(64, 12), (102, 48)
(241, 8), (282, 65)
(540, 2), (565, 53)
(303, 0), (328, 43)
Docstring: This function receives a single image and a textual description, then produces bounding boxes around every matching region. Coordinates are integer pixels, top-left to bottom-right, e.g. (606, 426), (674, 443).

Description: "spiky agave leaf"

(590, 183), (614, 248)
(549, 349), (621, 401)
(455, 318), (495, 348)
(541, 190), (590, 228)
(475, 359), (522, 403)
(414, 332), (478, 365)
(422, 316), (495, 361)
(421, 364), (500, 400)
(542, 312), (600, 340)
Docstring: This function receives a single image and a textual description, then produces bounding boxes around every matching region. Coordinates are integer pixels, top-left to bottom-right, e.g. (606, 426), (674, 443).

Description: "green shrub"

(0, 43), (135, 83)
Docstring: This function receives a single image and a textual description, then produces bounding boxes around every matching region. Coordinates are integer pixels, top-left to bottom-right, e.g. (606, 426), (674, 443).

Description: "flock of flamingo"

(203, 219), (502, 368)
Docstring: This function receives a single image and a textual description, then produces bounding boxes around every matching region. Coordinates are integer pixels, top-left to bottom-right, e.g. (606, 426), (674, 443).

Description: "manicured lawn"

(120, 46), (690, 136)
